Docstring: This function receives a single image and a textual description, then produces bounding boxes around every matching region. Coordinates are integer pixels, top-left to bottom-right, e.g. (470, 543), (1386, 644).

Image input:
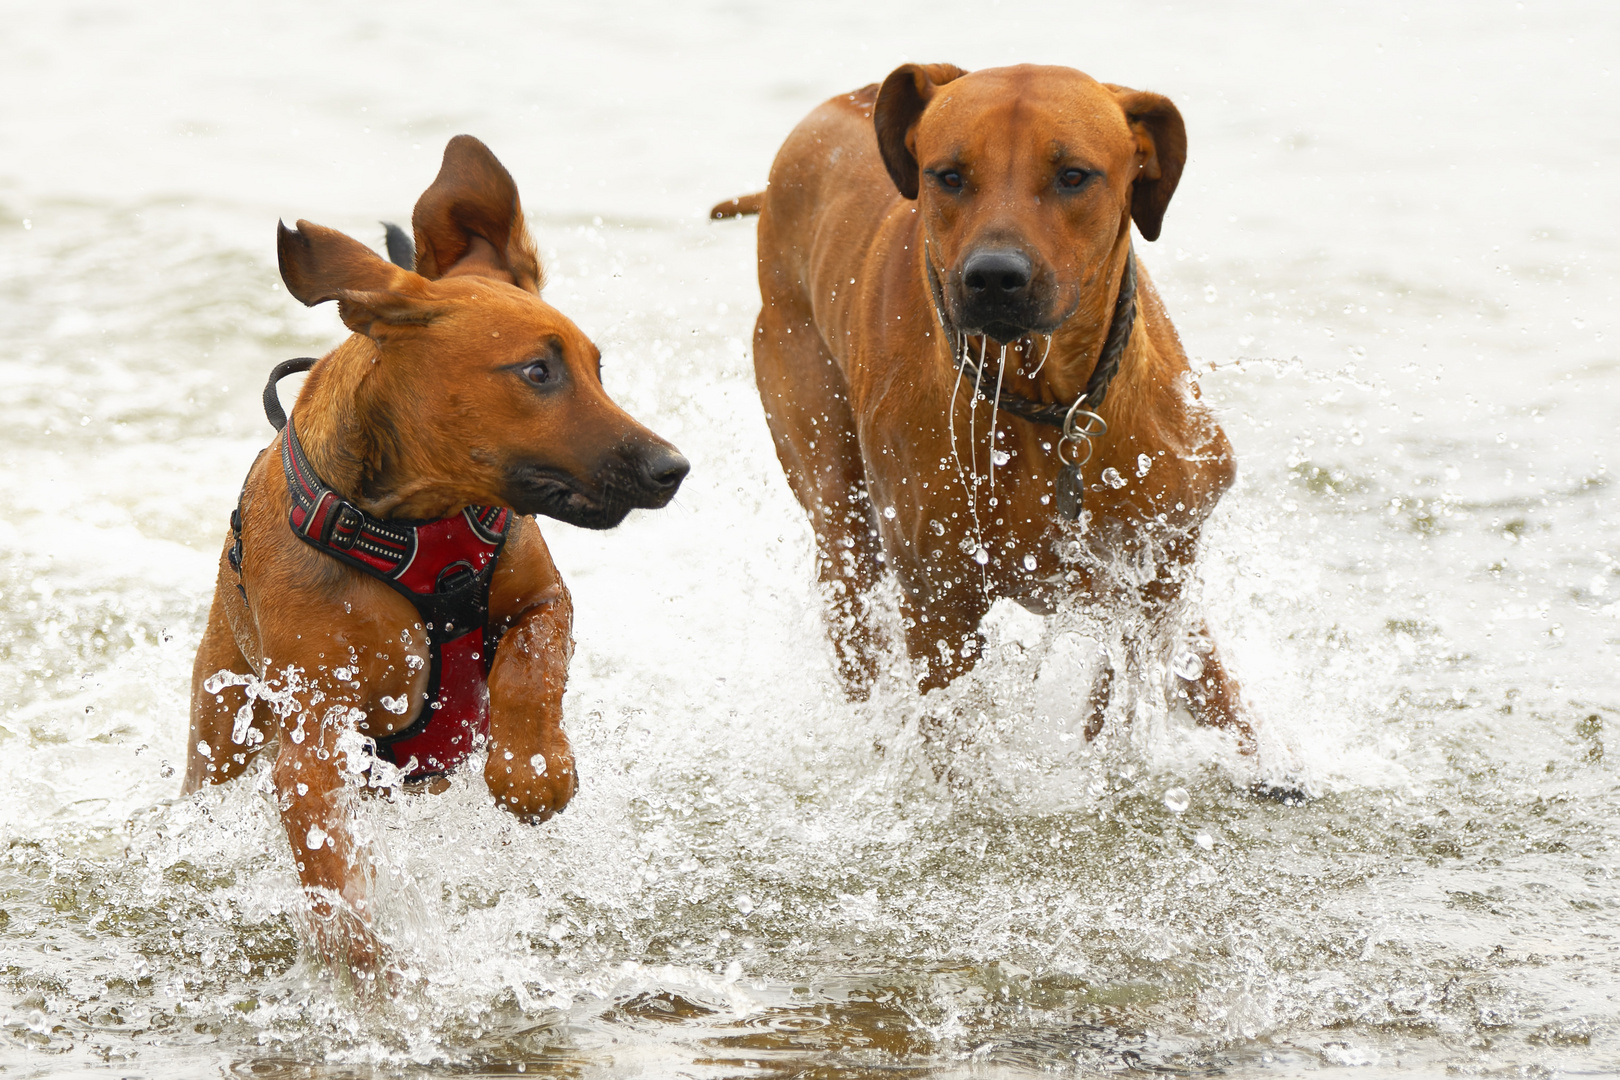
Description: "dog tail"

(709, 192), (765, 220)
(381, 221), (416, 269)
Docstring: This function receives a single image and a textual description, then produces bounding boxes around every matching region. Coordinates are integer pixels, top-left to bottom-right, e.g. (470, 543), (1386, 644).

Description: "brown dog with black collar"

(186, 136), (687, 976)
(715, 63), (1251, 746)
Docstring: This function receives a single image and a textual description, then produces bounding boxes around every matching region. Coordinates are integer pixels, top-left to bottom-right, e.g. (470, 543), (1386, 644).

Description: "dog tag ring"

(1055, 463), (1085, 519)
(1052, 400), (1105, 522)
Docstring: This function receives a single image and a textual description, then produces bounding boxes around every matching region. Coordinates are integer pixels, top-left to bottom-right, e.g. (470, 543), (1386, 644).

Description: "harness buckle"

(328, 502), (364, 550)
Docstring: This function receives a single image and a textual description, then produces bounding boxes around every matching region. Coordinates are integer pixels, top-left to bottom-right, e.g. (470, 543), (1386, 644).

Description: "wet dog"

(186, 136), (687, 977)
(715, 64), (1251, 746)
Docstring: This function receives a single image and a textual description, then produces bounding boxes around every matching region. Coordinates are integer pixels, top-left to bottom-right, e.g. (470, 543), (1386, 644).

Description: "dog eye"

(1058, 168), (1090, 190)
(933, 169), (963, 190)
(521, 359), (553, 385)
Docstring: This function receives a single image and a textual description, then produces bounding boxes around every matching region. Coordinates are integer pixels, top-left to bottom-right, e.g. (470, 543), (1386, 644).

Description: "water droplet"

(992, 449), (1010, 467)
(1195, 830), (1215, 850)
(305, 826), (329, 850)
(1136, 453), (1152, 477)
(381, 694), (408, 714)
(1163, 787), (1190, 813)
(203, 669), (241, 695)
(1023, 554), (1037, 571)
(530, 754), (548, 776)
(883, 505), (897, 519)
(724, 959), (743, 982)
(231, 703), (255, 745)
(735, 894), (755, 914)
(1102, 467), (1126, 488)
(1173, 651), (1205, 680)
(974, 547), (990, 565)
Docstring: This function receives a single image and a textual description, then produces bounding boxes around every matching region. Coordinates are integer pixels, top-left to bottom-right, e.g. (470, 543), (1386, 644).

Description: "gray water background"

(0, 1), (1616, 1076)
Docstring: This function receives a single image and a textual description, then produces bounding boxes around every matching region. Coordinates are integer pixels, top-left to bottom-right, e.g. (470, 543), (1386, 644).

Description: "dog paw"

(486, 746), (577, 822)
(302, 891), (392, 991)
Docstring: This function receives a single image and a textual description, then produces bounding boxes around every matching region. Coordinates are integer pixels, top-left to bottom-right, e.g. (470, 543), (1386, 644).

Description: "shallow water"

(2, 1), (1617, 1076)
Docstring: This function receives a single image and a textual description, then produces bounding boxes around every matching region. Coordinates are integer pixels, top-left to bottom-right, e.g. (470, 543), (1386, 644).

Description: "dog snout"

(632, 443), (689, 505)
(958, 248), (1041, 341)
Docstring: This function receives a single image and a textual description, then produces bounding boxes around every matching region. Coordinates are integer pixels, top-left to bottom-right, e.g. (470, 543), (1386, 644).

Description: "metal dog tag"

(1055, 463), (1085, 519)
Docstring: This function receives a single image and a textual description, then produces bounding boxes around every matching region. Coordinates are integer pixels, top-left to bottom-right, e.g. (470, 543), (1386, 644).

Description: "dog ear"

(411, 135), (545, 294)
(1105, 86), (1187, 242)
(277, 220), (438, 336)
(874, 63), (969, 199)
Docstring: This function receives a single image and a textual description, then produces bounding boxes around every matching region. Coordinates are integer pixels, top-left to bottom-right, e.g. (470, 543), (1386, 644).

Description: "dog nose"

(637, 444), (690, 496)
(962, 249), (1033, 299)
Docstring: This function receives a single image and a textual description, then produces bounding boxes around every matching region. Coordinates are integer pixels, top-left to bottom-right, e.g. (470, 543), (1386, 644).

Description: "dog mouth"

(503, 447), (688, 530)
(503, 465), (633, 530)
(970, 319), (1035, 345)
(930, 264), (1065, 348)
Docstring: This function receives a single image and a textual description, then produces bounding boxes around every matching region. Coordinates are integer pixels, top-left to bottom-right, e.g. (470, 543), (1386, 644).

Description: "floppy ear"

(1105, 86), (1187, 242)
(277, 220), (438, 337)
(874, 63), (969, 199)
(411, 135), (544, 294)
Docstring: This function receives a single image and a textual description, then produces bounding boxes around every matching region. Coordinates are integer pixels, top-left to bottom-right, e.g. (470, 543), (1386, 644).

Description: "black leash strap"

(263, 357), (318, 431)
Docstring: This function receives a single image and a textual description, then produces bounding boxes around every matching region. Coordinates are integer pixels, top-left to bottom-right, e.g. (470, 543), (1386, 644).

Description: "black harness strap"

(263, 357), (318, 432)
(228, 356), (319, 588)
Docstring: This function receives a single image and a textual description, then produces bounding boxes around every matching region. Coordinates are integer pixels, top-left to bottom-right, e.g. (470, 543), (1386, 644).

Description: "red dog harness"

(233, 358), (513, 781)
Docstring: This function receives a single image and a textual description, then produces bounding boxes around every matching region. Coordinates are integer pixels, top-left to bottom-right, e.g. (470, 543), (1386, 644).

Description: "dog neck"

(292, 338), (465, 521)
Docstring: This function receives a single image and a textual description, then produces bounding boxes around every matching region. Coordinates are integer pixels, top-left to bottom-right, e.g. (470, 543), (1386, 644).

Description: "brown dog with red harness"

(186, 136), (687, 977)
(715, 63), (1251, 746)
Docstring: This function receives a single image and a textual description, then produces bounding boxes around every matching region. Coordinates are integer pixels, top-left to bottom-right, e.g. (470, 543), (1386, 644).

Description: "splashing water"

(1, 2), (1617, 1077)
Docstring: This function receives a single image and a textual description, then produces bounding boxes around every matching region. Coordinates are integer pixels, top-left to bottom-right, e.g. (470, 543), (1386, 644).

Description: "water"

(2, 1), (1616, 1075)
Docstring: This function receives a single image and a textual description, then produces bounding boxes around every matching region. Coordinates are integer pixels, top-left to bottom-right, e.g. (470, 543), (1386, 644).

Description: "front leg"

(1177, 618), (1255, 753)
(897, 566), (991, 694)
(485, 592), (577, 821)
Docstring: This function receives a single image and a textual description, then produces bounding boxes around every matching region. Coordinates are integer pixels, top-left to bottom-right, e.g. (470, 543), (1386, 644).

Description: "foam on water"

(2, 2), (1616, 1076)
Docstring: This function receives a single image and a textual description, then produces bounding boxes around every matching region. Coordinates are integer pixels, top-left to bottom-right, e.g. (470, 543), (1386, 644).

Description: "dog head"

(277, 136), (687, 529)
(875, 64), (1185, 345)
